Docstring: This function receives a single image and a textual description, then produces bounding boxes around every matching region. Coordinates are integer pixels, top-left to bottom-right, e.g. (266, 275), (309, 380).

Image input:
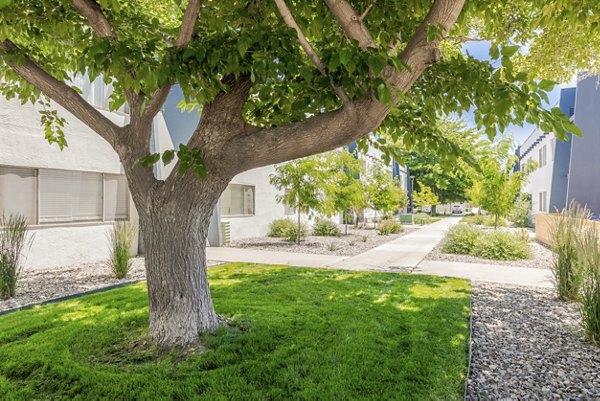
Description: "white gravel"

(0, 258), (221, 313)
(467, 283), (600, 400)
(229, 226), (420, 256)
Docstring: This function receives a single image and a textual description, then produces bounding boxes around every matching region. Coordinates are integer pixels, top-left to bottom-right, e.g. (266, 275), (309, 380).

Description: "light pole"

(409, 175), (415, 213)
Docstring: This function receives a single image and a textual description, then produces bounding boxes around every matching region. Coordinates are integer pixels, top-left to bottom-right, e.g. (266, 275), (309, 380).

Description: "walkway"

(206, 217), (553, 287)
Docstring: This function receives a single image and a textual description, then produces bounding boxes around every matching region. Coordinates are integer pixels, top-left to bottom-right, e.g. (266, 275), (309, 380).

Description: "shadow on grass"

(0, 263), (470, 400)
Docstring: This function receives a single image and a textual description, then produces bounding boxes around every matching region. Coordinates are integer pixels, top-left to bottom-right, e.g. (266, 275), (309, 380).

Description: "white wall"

(223, 166), (311, 240)
(0, 97), (139, 270)
(520, 128), (555, 217)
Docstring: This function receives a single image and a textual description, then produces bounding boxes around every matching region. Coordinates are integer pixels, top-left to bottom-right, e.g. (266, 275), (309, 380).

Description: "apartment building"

(518, 74), (600, 219)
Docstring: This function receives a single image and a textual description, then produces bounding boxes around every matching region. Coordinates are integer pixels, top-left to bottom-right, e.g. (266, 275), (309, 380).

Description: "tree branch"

(0, 40), (121, 145)
(176, 0), (202, 46)
(273, 0), (350, 104)
(226, 0), (466, 173)
(359, 3), (374, 21)
(142, 0), (202, 121)
(71, 0), (115, 38)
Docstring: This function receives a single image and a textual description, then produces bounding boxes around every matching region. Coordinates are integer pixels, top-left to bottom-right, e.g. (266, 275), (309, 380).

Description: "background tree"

(401, 120), (485, 205)
(322, 151), (367, 235)
(0, 0), (595, 347)
(472, 137), (525, 228)
(365, 162), (408, 224)
(270, 156), (329, 243)
(413, 185), (440, 213)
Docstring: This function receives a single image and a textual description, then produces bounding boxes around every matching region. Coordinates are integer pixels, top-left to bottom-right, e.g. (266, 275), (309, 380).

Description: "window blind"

(104, 174), (129, 220)
(0, 166), (37, 222)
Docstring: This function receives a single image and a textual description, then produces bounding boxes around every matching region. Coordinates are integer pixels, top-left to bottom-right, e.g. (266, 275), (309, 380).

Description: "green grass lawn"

(0, 263), (471, 400)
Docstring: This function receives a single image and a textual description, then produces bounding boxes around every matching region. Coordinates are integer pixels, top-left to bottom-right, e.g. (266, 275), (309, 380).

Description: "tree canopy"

(0, 0), (596, 169)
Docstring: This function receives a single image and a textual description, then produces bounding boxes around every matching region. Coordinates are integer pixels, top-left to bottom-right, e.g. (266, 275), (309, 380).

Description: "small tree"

(270, 156), (329, 243)
(323, 151), (367, 234)
(413, 185), (440, 214)
(365, 162), (408, 225)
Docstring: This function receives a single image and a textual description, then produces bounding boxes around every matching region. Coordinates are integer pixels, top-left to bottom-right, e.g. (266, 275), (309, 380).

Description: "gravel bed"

(0, 258), (221, 313)
(229, 226), (420, 256)
(468, 283), (600, 400)
(426, 240), (554, 269)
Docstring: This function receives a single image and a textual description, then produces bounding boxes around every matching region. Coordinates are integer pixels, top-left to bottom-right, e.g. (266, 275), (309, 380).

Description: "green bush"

(377, 220), (403, 235)
(472, 231), (531, 260)
(108, 222), (135, 279)
(442, 224), (530, 261)
(578, 225), (600, 345)
(313, 218), (340, 237)
(461, 214), (506, 227)
(413, 213), (432, 225)
(461, 214), (484, 225)
(510, 196), (533, 228)
(268, 218), (295, 238)
(0, 214), (30, 300)
(284, 222), (308, 243)
(442, 225), (480, 255)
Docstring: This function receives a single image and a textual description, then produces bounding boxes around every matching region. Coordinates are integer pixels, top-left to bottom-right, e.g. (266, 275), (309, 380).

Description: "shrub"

(377, 220), (403, 235)
(326, 240), (340, 252)
(413, 213), (432, 225)
(551, 202), (591, 301)
(313, 218), (340, 237)
(108, 222), (135, 279)
(510, 196), (533, 228)
(284, 222), (308, 243)
(0, 214), (30, 300)
(461, 214), (506, 227)
(472, 231), (531, 260)
(442, 225), (481, 255)
(578, 226), (600, 345)
(268, 218), (295, 238)
(443, 224), (530, 261)
(461, 214), (484, 225)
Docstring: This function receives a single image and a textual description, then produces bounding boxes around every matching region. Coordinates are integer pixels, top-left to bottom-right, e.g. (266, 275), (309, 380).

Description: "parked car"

(451, 204), (464, 214)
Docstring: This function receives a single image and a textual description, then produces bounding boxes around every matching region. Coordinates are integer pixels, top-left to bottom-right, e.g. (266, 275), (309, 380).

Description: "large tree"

(0, 0), (595, 347)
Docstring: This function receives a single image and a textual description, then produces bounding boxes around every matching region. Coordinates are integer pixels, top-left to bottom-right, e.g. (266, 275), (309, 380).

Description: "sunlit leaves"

(138, 145), (207, 179)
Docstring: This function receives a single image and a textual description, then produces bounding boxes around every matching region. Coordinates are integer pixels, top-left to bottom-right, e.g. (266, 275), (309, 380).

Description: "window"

(39, 170), (103, 223)
(0, 166), (37, 222)
(0, 165), (129, 225)
(220, 184), (255, 216)
(104, 174), (129, 220)
(539, 191), (548, 212)
(539, 145), (547, 167)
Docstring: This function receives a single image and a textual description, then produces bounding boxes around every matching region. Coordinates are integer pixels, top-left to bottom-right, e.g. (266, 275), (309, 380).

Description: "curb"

(464, 288), (474, 401)
(0, 279), (144, 317)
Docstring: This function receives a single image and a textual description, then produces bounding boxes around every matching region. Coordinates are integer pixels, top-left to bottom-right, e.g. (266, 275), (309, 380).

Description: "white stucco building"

(1, 81), (409, 269)
(0, 78), (137, 269)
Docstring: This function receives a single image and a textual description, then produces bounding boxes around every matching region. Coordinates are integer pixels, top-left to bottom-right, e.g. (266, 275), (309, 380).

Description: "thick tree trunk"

(129, 173), (230, 348)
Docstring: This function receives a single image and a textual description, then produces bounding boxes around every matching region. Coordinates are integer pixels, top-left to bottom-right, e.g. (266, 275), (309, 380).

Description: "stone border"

(0, 279), (143, 317)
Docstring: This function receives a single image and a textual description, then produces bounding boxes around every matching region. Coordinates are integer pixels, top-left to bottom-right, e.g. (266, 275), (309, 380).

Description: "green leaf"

(0, 0), (12, 8)
(500, 45), (520, 59)
(367, 55), (386, 75)
(162, 150), (175, 165)
(538, 79), (555, 91)
(139, 153), (160, 167)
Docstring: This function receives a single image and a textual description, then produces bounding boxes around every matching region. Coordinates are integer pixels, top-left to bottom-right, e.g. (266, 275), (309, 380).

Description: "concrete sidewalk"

(414, 260), (554, 288)
(207, 217), (554, 288)
(331, 217), (458, 269)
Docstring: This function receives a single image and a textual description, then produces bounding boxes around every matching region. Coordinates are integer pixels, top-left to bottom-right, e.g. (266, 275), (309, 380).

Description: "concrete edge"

(464, 286), (474, 401)
(0, 279), (144, 317)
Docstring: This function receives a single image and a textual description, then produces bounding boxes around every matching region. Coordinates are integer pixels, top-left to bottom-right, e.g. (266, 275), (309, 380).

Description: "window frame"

(0, 164), (129, 226)
(220, 183), (256, 217)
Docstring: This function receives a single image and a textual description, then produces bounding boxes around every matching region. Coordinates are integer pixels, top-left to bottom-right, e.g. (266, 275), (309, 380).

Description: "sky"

(461, 41), (574, 145)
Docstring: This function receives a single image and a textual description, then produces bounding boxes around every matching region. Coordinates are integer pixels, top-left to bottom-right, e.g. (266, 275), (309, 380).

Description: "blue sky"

(462, 41), (573, 145)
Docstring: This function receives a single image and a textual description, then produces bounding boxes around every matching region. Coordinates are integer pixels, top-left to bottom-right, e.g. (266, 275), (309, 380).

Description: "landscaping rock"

(0, 258), (221, 313)
(467, 283), (600, 400)
(229, 226), (420, 256)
